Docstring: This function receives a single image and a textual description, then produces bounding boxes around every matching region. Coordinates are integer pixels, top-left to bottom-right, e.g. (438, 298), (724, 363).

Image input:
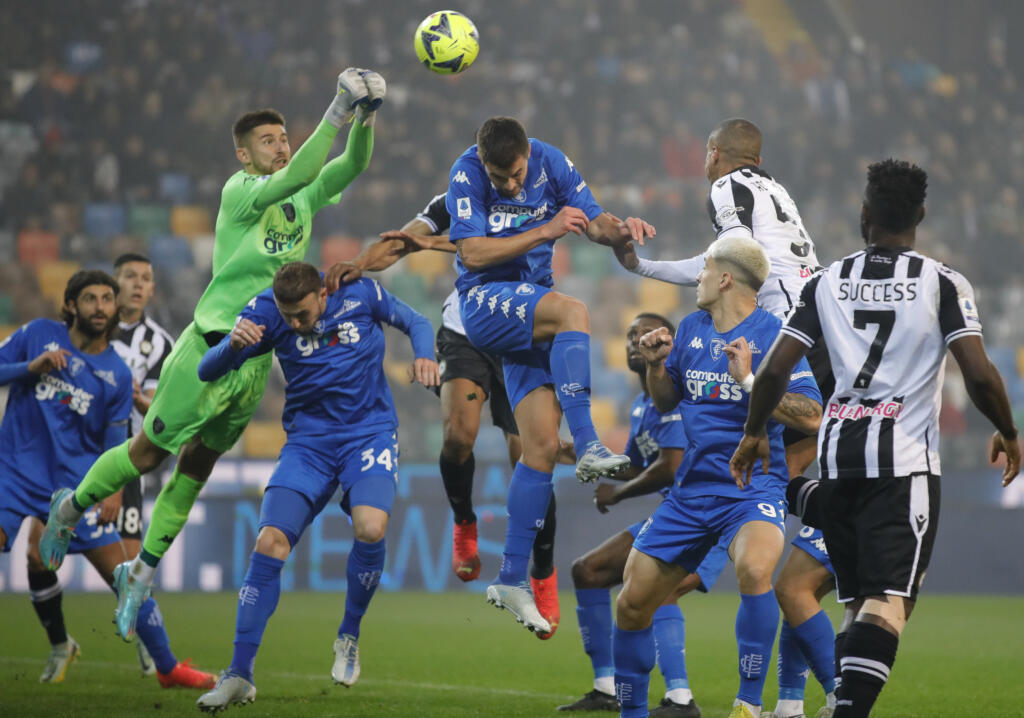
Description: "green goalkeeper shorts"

(142, 322), (272, 454)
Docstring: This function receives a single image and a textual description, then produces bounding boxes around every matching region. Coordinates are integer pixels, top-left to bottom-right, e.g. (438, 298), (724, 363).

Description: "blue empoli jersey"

(446, 139), (603, 292)
(214, 279), (434, 437)
(665, 308), (820, 500)
(0, 320), (132, 505)
(626, 392), (687, 499)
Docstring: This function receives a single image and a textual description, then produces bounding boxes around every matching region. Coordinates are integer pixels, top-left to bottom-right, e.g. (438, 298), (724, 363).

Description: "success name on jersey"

(684, 369), (744, 402)
(35, 374), (94, 415)
(295, 321), (360, 356)
(837, 280), (918, 303)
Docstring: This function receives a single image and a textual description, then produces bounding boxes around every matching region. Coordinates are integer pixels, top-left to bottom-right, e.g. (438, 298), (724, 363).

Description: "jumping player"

(447, 116), (655, 632)
(195, 262), (437, 710)
(41, 68), (385, 641)
(732, 159), (1020, 718)
(0, 271), (213, 689)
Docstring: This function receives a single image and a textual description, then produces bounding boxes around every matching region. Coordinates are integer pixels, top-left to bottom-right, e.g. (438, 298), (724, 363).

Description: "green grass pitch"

(1, 592), (1022, 717)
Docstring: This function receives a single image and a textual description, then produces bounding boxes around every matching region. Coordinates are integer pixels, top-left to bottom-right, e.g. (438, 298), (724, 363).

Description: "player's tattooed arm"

(771, 392), (822, 434)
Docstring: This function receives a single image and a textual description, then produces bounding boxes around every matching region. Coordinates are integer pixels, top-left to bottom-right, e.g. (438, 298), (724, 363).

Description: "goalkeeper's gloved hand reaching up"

(323, 67), (387, 129)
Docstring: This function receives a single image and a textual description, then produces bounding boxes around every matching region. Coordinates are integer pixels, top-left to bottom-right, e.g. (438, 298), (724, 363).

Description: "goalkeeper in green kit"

(41, 67), (386, 641)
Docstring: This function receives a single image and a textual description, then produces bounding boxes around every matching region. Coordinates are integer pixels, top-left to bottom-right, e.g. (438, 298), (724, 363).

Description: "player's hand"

(229, 319), (265, 351)
(379, 230), (438, 255)
(593, 482), (619, 513)
(97, 490), (123, 526)
(556, 439), (577, 465)
(990, 430), (1022, 486)
(603, 211), (655, 248)
(356, 69), (386, 126)
(722, 337), (753, 385)
(326, 262), (364, 292)
(410, 358), (441, 388)
(27, 348), (71, 375)
(729, 433), (771, 489)
(612, 240), (640, 271)
(542, 206), (590, 240)
(324, 67), (369, 128)
(637, 327), (673, 364)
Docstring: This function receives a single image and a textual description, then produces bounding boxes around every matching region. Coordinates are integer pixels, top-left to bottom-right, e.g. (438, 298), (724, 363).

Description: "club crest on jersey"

(69, 356), (85, 376)
(710, 338), (728, 360)
(456, 196), (472, 219)
(514, 283), (535, 296)
(281, 202), (296, 222)
(512, 189), (526, 202)
(532, 168), (548, 188)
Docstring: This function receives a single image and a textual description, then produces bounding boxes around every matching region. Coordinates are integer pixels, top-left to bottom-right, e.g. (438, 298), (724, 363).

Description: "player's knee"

(129, 434), (168, 474)
(521, 432), (559, 470)
(26, 545), (45, 573)
(254, 526), (291, 560)
(571, 555), (601, 589)
(614, 589), (650, 630)
(558, 296), (590, 333)
(353, 514), (388, 544)
(736, 560), (774, 593)
(440, 429), (475, 464)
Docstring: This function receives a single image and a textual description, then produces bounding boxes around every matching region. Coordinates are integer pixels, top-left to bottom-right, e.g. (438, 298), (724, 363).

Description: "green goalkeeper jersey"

(193, 120), (373, 334)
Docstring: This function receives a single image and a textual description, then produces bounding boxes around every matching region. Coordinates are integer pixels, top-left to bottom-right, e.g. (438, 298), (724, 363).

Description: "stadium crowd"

(2, 0), (1022, 462)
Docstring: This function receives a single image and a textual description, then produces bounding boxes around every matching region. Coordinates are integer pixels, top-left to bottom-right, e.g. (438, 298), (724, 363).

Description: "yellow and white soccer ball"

(414, 10), (479, 74)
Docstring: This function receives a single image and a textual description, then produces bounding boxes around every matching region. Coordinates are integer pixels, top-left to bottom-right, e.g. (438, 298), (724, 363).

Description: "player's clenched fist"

(229, 319), (265, 351)
(637, 326), (673, 364)
(542, 206), (590, 240)
(27, 347), (71, 375)
(324, 67), (386, 129)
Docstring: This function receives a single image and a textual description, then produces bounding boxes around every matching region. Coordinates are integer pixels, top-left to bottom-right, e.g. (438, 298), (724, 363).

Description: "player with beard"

(0, 271), (214, 688)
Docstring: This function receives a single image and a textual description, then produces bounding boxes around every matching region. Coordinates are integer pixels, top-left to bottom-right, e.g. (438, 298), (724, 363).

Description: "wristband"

(740, 374), (755, 393)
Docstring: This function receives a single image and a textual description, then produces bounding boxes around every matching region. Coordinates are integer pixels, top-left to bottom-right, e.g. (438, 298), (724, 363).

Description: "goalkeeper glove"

(354, 69), (386, 127)
(323, 67), (370, 129)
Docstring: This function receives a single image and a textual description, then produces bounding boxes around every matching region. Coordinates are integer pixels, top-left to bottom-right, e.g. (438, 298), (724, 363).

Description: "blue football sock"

(793, 609), (837, 695)
(778, 620), (809, 701)
(136, 598), (177, 675)
(575, 588), (614, 682)
(654, 603), (689, 691)
(550, 331), (599, 455)
(735, 589), (779, 707)
(614, 624), (656, 718)
(497, 463), (552, 585)
(338, 537), (386, 639)
(229, 551), (285, 681)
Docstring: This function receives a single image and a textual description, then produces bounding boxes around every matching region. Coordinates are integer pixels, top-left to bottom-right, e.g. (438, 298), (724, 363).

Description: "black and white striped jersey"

(781, 246), (982, 479)
(112, 314), (174, 436)
(416, 191), (469, 336)
(708, 165), (819, 318)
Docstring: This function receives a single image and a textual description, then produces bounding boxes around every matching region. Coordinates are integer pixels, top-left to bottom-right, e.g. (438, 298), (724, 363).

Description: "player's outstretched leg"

(487, 462), (552, 634)
(197, 673), (257, 713)
(115, 465), (206, 639)
(28, 568), (75, 683)
(529, 494), (559, 639)
(42, 438), (158, 570)
(535, 293), (629, 482)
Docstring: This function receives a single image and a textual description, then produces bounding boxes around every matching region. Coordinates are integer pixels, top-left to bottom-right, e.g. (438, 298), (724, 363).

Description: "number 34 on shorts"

(356, 432), (399, 484)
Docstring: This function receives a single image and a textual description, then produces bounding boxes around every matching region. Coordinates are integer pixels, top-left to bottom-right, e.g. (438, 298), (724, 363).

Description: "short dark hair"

(61, 270), (119, 327)
(233, 108), (286, 146)
(272, 262), (322, 304)
(864, 159), (928, 233)
(634, 312), (675, 336)
(114, 253), (151, 273)
(710, 118), (762, 163)
(476, 116), (530, 168)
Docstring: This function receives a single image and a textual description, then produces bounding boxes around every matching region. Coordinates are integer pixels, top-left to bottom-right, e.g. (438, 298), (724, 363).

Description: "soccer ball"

(414, 10), (479, 74)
